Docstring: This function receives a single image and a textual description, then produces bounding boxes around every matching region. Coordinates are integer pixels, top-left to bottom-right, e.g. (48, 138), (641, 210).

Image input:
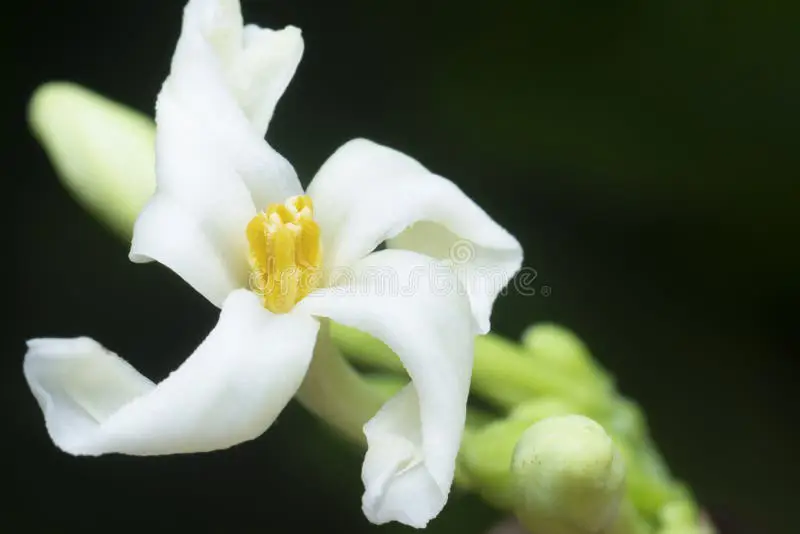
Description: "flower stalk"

(330, 322), (614, 416)
(295, 320), (386, 446)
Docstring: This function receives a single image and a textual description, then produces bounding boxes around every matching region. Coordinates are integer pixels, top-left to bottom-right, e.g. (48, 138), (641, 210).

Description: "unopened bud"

(28, 82), (156, 238)
(609, 397), (646, 443)
(521, 324), (611, 387)
(511, 415), (626, 534)
(459, 399), (573, 509)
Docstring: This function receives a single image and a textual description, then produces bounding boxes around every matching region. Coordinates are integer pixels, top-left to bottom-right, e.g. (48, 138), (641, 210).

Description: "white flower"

(23, 0), (522, 528)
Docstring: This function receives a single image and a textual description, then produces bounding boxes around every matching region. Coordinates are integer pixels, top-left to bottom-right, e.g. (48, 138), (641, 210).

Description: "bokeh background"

(6, 1), (797, 532)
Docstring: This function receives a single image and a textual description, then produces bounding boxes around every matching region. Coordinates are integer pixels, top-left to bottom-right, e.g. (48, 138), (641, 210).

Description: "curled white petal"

(178, 0), (302, 135)
(307, 138), (522, 333)
(168, 0), (305, 207)
(23, 289), (319, 456)
(133, 0), (305, 303)
(236, 23), (305, 135)
(296, 250), (474, 527)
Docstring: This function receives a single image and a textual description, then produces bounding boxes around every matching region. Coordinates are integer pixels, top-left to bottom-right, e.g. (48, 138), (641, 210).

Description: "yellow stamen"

(246, 195), (322, 313)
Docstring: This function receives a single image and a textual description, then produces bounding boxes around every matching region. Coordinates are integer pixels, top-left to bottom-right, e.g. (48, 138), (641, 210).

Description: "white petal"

(237, 23), (305, 135)
(178, 0), (303, 136)
(23, 289), (319, 456)
(167, 0), (304, 207)
(296, 250), (474, 527)
(390, 222), (522, 334)
(130, 194), (242, 307)
(133, 1), (305, 301)
(307, 138), (522, 333)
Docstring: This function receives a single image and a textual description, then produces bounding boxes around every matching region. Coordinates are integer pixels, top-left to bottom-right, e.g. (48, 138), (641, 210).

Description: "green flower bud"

(28, 82), (156, 238)
(460, 399), (574, 508)
(657, 500), (717, 533)
(609, 397), (647, 444)
(511, 415), (626, 534)
(659, 500), (696, 527)
(521, 323), (611, 387)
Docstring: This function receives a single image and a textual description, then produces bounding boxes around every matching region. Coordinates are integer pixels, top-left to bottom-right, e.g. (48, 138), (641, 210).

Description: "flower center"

(246, 195), (322, 313)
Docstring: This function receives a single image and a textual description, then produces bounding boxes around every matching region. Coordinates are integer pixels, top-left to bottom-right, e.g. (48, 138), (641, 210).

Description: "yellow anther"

(246, 195), (322, 313)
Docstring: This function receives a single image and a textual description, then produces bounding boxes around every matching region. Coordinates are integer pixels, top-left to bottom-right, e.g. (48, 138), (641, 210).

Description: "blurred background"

(6, 1), (797, 532)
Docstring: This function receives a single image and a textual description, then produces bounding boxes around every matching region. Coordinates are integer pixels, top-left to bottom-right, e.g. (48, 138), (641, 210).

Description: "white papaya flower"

(24, 0), (522, 527)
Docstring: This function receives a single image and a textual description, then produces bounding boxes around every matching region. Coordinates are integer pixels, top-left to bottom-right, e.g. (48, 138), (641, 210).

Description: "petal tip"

(282, 24), (303, 37)
(340, 137), (382, 153)
(27, 81), (77, 130)
(25, 336), (101, 355)
(475, 317), (491, 335)
(269, 24), (304, 49)
(361, 468), (444, 528)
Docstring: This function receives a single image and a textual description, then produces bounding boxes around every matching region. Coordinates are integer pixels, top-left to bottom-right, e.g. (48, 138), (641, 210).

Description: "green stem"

(473, 335), (612, 414)
(330, 322), (613, 414)
(295, 320), (385, 445)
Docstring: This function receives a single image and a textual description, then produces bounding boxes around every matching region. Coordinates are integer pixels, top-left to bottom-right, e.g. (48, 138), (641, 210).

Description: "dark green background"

(6, 1), (796, 532)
